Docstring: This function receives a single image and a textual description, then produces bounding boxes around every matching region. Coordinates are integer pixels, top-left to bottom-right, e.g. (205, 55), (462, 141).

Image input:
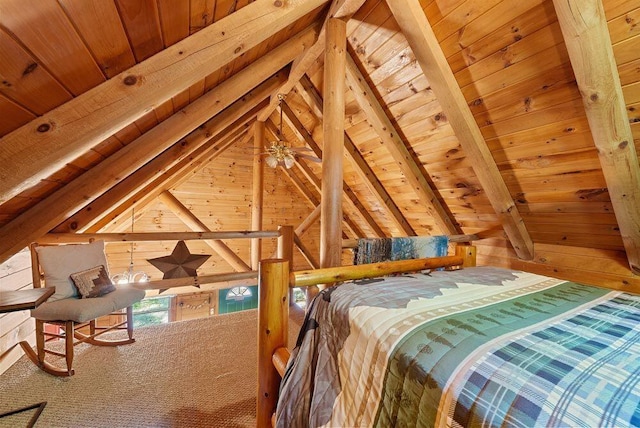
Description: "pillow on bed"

(36, 241), (110, 302)
(70, 265), (116, 298)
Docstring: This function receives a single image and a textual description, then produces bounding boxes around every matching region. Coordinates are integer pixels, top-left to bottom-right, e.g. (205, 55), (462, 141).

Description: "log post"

(257, 259), (289, 428)
(455, 245), (477, 268)
(252, 121), (265, 270)
(277, 225), (295, 305)
(320, 17), (347, 270)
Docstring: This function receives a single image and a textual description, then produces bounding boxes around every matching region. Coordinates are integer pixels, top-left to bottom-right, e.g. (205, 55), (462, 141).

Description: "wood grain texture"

(0, 0), (328, 205)
(387, 0), (534, 260)
(321, 18), (347, 268)
(0, 0), (104, 94)
(553, 0), (640, 273)
(0, 29), (72, 115)
(0, 26), (310, 262)
(58, 0), (136, 78)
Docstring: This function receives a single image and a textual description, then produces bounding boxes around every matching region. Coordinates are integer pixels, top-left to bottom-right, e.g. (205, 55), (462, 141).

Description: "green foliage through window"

(132, 295), (171, 328)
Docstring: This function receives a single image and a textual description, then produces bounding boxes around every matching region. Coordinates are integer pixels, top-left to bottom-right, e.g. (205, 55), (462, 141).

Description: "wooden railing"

(36, 227), (293, 292)
(256, 245), (476, 427)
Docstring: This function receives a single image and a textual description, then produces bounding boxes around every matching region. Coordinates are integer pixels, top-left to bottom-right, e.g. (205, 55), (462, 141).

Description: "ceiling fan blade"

(296, 153), (322, 163)
(290, 146), (315, 153)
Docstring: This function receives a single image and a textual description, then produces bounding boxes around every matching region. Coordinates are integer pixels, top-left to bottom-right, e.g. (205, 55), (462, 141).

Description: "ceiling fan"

(264, 95), (321, 169)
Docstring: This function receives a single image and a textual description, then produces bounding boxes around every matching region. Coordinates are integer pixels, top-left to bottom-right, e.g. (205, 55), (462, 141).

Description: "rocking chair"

(25, 240), (145, 377)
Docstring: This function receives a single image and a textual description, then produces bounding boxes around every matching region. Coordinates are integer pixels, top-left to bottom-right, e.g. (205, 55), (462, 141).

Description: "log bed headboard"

(256, 244), (477, 427)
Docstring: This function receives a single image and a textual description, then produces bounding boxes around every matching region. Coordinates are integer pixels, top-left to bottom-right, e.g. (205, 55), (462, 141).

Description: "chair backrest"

(30, 243), (45, 289)
(29, 241), (110, 302)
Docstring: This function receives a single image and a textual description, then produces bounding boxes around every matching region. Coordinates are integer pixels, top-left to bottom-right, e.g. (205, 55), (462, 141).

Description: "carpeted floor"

(0, 308), (304, 427)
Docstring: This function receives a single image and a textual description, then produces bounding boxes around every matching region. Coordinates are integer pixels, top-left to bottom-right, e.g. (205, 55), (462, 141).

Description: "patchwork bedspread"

(276, 267), (640, 427)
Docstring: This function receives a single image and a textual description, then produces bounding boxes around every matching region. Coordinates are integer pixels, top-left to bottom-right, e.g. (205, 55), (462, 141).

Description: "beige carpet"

(0, 308), (304, 427)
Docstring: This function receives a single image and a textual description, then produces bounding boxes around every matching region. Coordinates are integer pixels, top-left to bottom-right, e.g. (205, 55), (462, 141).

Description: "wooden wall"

(104, 132), (327, 296)
(0, 249), (34, 373)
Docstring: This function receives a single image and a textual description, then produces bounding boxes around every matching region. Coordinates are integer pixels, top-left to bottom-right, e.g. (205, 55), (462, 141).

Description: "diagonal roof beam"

(95, 127), (253, 235)
(552, 0), (640, 274)
(295, 75), (416, 236)
(59, 103), (261, 234)
(264, 120), (364, 238)
(277, 103), (386, 237)
(158, 190), (251, 272)
(344, 53), (462, 237)
(0, 0), (327, 204)
(0, 25), (305, 262)
(256, 0), (367, 122)
(385, 0), (534, 259)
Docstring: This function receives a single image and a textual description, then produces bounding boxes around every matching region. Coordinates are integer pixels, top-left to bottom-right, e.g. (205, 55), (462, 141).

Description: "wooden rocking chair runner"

(26, 241), (145, 377)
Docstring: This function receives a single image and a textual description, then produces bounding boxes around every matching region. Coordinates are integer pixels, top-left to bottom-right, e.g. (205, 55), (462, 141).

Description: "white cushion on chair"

(36, 241), (110, 302)
(31, 286), (145, 323)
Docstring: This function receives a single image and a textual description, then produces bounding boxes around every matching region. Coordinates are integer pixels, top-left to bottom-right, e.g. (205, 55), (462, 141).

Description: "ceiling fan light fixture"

(283, 154), (295, 169)
(265, 154), (278, 168)
(263, 94), (321, 169)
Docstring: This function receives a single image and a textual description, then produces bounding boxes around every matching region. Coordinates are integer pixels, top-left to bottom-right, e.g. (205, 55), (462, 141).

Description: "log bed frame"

(256, 240), (478, 427)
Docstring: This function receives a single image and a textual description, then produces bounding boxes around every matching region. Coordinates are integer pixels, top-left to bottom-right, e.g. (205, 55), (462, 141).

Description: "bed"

(256, 246), (640, 427)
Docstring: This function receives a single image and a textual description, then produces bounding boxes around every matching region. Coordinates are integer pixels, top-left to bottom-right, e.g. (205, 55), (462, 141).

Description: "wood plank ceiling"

(0, 0), (638, 287)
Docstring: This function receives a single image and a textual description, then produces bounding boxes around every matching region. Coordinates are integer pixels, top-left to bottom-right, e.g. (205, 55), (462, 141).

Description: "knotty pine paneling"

(58, 0), (136, 78)
(442, 0), (550, 72)
(604, 0), (640, 20)
(0, 248), (35, 375)
(115, 0), (164, 62)
(0, 29), (72, 115)
(455, 20), (564, 90)
(0, 0), (105, 95)
(475, 239), (640, 291)
(158, 0), (190, 46)
(0, 95), (33, 137)
(468, 61), (577, 117)
(104, 135), (324, 277)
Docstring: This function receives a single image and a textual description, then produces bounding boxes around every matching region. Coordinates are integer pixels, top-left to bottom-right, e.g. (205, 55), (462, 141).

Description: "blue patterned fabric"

(276, 267), (640, 428)
(449, 295), (640, 427)
(354, 236), (449, 264)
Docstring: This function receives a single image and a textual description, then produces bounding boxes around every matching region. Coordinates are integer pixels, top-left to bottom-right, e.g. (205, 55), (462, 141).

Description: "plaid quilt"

(276, 267), (640, 427)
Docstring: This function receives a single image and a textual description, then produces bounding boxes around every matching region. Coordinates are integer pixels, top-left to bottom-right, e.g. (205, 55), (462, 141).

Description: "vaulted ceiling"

(0, 0), (638, 285)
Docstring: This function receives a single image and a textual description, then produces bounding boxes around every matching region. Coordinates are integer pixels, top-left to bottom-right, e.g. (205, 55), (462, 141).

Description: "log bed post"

(257, 258), (289, 428)
(277, 225), (295, 305)
(455, 245), (477, 267)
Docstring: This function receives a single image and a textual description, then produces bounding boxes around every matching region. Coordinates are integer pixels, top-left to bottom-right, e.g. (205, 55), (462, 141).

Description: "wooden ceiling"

(0, 0), (639, 286)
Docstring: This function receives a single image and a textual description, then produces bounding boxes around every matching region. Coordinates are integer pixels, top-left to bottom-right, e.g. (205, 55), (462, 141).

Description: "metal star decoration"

(147, 240), (210, 280)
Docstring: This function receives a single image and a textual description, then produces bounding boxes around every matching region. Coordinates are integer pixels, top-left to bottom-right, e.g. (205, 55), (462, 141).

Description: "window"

(132, 295), (172, 327)
(219, 285), (258, 314)
(225, 286), (252, 301)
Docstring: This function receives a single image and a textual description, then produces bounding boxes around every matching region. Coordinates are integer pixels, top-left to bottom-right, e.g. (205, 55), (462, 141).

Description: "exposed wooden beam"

(385, 0), (534, 260)
(264, 120), (363, 238)
(39, 231), (280, 244)
(100, 125), (256, 235)
(55, 85), (275, 234)
(56, 124), (248, 234)
(295, 75), (416, 236)
(158, 191), (251, 272)
(256, 0), (367, 122)
(0, 0), (327, 204)
(344, 53), (462, 237)
(251, 121), (265, 270)
(294, 234), (320, 269)
(293, 205), (321, 269)
(279, 101), (386, 237)
(552, 0), (640, 274)
(321, 18), (347, 268)
(0, 42), (294, 262)
(296, 204), (321, 237)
